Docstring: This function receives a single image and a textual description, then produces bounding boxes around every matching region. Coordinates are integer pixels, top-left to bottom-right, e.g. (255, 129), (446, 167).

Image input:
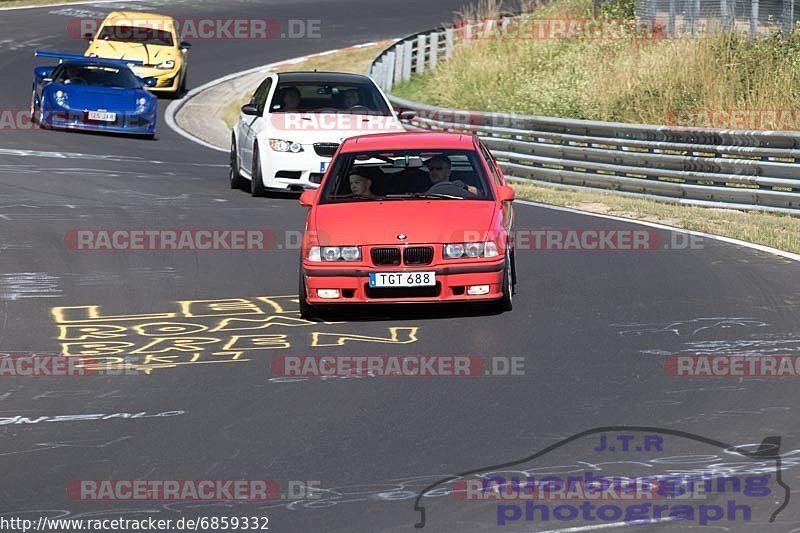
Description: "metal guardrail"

(368, 22), (800, 214)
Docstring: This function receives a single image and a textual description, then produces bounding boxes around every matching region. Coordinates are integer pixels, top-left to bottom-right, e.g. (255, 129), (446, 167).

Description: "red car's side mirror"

(299, 189), (318, 206)
(497, 185), (515, 202)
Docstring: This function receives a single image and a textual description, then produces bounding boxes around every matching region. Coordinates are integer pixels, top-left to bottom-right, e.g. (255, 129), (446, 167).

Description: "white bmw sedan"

(230, 71), (406, 196)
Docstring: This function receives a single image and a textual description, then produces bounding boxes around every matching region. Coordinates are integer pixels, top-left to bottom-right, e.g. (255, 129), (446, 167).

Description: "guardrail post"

(416, 34), (426, 74)
(782, 0), (795, 36)
(402, 41), (413, 82)
(669, 0), (676, 35)
(720, 0), (730, 31)
(429, 32), (439, 69)
(370, 59), (379, 86)
(384, 60), (392, 90)
(387, 50), (397, 91)
(373, 59), (381, 87)
(445, 28), (454, 59)
(750, 0), (760, 38)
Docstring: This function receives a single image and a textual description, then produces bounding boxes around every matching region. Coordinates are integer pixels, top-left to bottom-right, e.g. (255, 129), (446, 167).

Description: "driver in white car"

(342, 89), (360, 110)
(281, 87), (301, 111)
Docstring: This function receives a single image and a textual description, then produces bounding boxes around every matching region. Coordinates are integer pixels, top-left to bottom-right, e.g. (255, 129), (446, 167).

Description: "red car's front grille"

(371, 247), (401, 266)
(370, 246), (434, 266)
(403, 246), (433, 265)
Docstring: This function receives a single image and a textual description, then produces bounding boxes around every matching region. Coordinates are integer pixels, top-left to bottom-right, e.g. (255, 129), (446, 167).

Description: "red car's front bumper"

(302, 259), (505, 305)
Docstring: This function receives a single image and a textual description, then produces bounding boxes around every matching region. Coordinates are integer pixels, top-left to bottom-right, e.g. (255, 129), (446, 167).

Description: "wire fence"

(635, 0), (798, 36)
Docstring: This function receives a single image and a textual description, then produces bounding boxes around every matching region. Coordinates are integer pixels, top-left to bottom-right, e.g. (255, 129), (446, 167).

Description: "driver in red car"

(425, 155), (478, 195)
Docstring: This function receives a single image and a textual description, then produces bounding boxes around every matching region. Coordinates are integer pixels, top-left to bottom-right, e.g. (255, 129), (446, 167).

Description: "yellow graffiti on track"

(51, 295), (419, 374)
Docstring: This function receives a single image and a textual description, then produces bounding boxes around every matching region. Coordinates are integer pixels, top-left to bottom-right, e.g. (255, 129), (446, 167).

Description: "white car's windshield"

(269, 82), (392, 115)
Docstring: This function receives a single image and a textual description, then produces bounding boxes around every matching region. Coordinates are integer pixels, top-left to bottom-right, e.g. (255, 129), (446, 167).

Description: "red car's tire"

(298, 272), (316, 319)
(496, 250), (514, 312)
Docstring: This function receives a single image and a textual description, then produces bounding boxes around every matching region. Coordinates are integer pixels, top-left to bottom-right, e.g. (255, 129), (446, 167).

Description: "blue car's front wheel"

(29, 86), (39, 124)
(31, 90), (49, 129)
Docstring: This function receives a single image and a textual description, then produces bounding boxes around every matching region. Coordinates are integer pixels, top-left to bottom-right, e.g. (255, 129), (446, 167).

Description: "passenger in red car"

(349, 173), (378, 199)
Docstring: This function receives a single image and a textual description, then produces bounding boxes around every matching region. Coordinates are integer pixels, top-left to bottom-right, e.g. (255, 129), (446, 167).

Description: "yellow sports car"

(84, 11), (190, 95)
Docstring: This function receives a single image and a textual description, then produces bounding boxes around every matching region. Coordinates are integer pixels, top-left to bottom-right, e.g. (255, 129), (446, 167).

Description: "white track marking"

(516, 200), (800, 263)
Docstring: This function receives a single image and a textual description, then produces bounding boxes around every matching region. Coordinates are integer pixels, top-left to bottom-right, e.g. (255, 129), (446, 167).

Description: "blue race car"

(31, 50), (158, 138)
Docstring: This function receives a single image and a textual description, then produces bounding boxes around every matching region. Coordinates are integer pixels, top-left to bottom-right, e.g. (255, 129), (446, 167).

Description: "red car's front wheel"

(496, 250), (514, 312)
(298, 271), (316, 319)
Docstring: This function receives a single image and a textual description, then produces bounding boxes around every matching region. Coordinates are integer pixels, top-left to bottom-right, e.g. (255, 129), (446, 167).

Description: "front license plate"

(88, 111), (116, 122)
(369, 271), (436, 288)
(320, 161), (329, 172)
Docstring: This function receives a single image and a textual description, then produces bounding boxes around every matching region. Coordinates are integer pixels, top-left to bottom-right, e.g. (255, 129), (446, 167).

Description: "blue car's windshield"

(53, 64), (142, 89)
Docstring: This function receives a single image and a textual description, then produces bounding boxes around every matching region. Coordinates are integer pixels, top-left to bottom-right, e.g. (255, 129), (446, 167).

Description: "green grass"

(393, 0), (800, 128)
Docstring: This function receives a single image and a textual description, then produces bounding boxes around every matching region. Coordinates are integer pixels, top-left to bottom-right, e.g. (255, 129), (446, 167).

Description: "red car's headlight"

(307, 246), (361, 262)
(443, 242), (499, 259)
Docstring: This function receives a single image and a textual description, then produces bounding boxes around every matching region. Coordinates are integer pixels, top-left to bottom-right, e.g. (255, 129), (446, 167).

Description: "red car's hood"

(310, 201), (497, 245)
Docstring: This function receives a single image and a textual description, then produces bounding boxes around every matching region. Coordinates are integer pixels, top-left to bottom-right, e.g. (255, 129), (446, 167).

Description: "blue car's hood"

(47, 84), (149, 111)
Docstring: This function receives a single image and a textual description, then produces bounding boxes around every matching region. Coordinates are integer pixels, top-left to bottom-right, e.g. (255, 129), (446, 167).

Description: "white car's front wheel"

(229, 137), (248, 190)
(251, 144), (268, 197)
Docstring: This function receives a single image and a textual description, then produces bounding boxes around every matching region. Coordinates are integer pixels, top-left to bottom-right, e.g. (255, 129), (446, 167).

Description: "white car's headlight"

(269, 139), (304, 153)
(156, 59), (175, 70)
(444, 242), (499, 259)
(54, 90), (68, 107)
(307, 246), (361, 262)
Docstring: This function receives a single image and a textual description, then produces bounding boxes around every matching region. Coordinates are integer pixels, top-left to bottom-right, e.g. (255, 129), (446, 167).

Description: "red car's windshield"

(320, 149), (493, 203)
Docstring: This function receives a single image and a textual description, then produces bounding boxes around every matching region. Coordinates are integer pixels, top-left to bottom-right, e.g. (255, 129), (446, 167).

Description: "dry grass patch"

(512, 181), (800, 253)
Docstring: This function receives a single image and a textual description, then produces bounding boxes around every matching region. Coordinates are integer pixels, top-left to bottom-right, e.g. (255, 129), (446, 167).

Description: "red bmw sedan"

(297, 132), (516, 317)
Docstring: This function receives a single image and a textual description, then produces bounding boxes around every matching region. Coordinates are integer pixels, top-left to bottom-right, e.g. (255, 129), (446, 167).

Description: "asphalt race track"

(0, 1), (799, 531)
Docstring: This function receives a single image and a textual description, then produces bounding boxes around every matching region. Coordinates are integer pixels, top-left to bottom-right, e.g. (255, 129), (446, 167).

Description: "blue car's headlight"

(135, 97), (150, 114)
(54, 90), (68, 107)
